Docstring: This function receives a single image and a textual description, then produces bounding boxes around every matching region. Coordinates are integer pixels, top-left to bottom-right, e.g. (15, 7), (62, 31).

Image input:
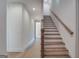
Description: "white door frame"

(34, 20), (41, 40)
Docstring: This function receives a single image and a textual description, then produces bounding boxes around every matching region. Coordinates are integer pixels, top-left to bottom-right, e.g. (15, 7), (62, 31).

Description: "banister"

(51, 11), (73, 35)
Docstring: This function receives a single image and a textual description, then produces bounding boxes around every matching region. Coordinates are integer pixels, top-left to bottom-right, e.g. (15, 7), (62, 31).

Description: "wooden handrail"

(51, 11), (73, 35)
(41, 28), (44, 58)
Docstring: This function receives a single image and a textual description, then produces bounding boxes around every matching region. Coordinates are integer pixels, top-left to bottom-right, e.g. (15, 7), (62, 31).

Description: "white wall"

(23, 7), (30, 49)
(7, 4), (23, 52)
(7, 3), (36, 52)
(0, 0), (7, 55)
(50, 0), (76, 57)
(43, 0), (52, 15)
(43, 3), (50, 15)
(23, 7), (35, 50)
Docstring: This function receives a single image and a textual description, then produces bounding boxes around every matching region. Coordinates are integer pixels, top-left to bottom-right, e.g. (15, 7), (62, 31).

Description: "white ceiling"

(7, 0), (43, 20)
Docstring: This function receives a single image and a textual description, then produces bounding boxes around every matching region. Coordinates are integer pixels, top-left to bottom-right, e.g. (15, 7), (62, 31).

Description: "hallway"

(8, 16), (70, 58)
(6, 0), (79, 58)
(0, 0), (79, 58)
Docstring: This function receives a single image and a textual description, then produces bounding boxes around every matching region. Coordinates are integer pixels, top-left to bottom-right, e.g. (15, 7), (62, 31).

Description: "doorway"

(35, 21), (41, 39)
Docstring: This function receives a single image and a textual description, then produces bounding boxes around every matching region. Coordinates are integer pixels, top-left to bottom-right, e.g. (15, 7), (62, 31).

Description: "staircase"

(41, 16), (70, 58)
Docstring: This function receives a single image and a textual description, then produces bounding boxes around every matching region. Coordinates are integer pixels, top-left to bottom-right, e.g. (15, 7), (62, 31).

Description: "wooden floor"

(8, 38), (41, 58)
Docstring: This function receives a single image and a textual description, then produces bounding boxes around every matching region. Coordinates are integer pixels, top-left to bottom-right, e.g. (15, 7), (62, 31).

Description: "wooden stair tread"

(44, 31), (59, 33)
(44, 42), (65, 45)
(44, 34), (60, 35)
(44, 27), (57, 28)
(44, 52), (68, 56)
(44, 55), (70, 58)
(44, 49), (68, 52)
(44, 31), (58, 32)
(44, 51), (68, 53)
(43, 24), (55, 25)
(44, 37), (62, 39)
(44, 32), (59, 34)
(44, 40), (62, 42)
(44, 45), (65, 48)
(44, 33), (60, 35)
(44, 29), (57, 31)
(44, 28), (57, 30)
(44, 47), (66, 49)
(44, 48), (68, 51)
(44, 31), (59, 32)
(44, 25), (56, 27)
(44, 35), (61, 37)
(44, 26), (56, 27)
(44, 27), (56, 28)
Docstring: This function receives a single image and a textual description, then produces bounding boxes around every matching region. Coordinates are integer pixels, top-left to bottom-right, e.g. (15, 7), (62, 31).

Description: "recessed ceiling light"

(44, 0), (48, 2)
(33, 8), (35, 11)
